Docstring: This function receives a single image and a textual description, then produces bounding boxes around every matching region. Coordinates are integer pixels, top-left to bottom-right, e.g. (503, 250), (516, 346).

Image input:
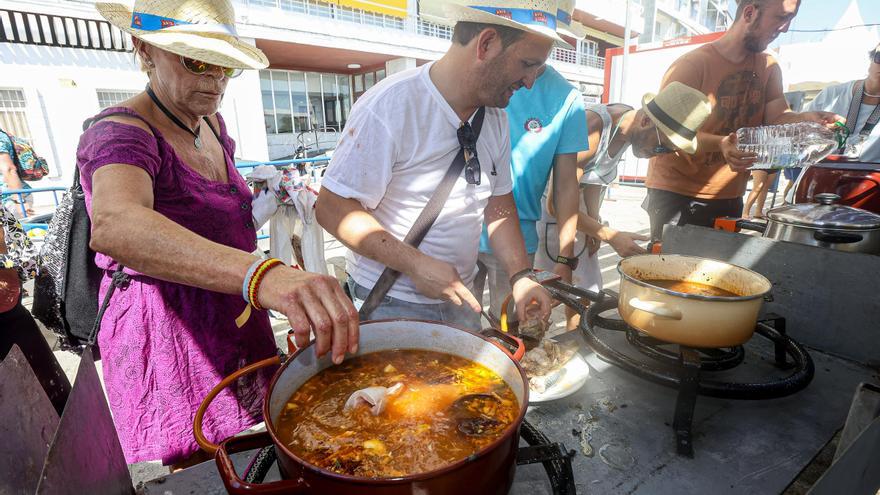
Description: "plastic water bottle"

(736, 122), (840, 170)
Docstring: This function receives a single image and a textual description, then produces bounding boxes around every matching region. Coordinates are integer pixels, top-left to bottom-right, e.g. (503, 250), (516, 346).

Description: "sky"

(729, 0), (880, 47)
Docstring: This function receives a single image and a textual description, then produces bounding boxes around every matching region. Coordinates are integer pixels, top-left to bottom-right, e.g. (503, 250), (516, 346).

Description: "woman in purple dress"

(82, 0), (358, 468)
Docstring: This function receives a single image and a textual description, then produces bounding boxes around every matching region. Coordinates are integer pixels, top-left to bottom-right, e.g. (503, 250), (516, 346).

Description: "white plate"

(527, 352), (591, 403)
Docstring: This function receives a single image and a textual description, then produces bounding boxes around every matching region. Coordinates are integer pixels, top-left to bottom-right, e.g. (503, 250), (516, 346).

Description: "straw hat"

(444, 0), (569, 46)
(642, 81), (711, 155)
(96, 0), (269, 69)
(555, 0), (585, 40)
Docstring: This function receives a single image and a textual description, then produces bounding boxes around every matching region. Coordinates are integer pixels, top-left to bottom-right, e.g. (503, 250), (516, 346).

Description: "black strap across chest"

(357, 107), (486, 320)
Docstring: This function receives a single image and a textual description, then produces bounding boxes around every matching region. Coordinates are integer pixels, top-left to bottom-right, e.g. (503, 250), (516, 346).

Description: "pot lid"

(767, 193), (880, 230)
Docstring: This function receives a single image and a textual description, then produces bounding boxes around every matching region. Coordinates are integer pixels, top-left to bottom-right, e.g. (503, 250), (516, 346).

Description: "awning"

(336, 0), (408, 18)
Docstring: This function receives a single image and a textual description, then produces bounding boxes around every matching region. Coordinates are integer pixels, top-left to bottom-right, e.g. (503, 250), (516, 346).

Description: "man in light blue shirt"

(475, 63), (587, 322)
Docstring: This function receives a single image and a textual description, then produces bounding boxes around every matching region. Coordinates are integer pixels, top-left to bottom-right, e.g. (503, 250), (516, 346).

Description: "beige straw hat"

(444, 0), (570, 46)
(96, 0), (269, 69)
(555, 0), (586, 40)
(642, 81), (711, 155)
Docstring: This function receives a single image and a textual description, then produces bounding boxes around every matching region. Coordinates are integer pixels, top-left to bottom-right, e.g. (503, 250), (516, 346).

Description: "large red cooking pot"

(194, 320), (528, 495)
(794, 157), (880, 214)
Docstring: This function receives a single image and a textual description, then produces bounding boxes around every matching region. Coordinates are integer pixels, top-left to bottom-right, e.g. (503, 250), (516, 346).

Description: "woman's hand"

(258, 267), (359, 364)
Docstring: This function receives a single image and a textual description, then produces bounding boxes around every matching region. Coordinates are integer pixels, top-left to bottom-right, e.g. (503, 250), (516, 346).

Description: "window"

(578, 39), (598, 57)
(260, 70), (354, 135)
(306, 72), (324, 130)
(96, 89), (139, 109)
(322, 74), (340, 130)
(273, 73), (293, 134)
(260, 71), (277, 134)
(0, 88), (31, 140)
(291, 71), (309, 133)
(338, 76), (351, 128)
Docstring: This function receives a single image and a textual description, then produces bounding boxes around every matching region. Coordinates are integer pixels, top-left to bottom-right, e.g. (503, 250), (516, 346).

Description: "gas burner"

(580, 291), (815, 457)
(240, 420), (576, 495)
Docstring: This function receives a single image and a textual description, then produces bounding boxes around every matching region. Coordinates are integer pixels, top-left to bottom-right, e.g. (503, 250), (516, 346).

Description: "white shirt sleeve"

(491, 115), (513, 196)
(804, 81), (848, 114)
(320, 106), (396, 210)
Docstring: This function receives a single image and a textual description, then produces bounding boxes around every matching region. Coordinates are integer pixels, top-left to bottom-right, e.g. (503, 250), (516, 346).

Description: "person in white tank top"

(537, 83), (713, 329)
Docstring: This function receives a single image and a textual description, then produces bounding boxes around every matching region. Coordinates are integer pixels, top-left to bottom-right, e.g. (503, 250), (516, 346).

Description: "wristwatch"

(554, 255), (579, 270)
(509, 268), (537, 287)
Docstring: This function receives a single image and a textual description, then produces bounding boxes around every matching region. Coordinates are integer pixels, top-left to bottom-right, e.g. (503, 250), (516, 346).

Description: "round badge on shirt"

(524, 117), (543, 134)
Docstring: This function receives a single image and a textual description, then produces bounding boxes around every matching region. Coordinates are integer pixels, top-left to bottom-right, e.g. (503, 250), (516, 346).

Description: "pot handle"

(813, 230), (863, 244)
(194, 355), (282, 455)
(480, 328), (526, 362)
(628, 297), (683, 320)
(216, 431), (306, 495)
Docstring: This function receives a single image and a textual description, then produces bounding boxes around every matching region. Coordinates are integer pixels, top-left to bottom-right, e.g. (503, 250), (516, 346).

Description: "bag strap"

(358, 107), (486, 320)
(79, 111), (142, 345)
(0, 129), (22, 172)
(86, 266), (129, 346)
(839, 81), (880, 153)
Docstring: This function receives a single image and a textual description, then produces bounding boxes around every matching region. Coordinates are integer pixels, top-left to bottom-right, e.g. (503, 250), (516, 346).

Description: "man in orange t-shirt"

(644, 0), (843, 241)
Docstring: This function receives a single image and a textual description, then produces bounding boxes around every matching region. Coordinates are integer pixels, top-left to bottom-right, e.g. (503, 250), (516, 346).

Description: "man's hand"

(409, 254), (482, 313)
(606, 230), (649, 257)
(259, 266), (360, 365)
(720, 132), (758, 172)
(511, 277), (552, 323)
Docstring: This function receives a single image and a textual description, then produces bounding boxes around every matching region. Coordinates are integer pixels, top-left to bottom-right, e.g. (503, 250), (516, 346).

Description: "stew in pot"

(644, 279), (739, 297)
(275, 349), (519, 478)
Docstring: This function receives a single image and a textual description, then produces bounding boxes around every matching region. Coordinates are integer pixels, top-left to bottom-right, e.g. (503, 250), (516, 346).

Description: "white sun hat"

(555, 0), (585, 40)
(444, 0), (570, 46)
(642, 81), (712, 155)
(95, 0), (269, 70)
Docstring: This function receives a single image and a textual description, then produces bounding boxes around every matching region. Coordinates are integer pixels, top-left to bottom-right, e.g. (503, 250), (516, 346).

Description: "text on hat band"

(469, 6), (558, 30)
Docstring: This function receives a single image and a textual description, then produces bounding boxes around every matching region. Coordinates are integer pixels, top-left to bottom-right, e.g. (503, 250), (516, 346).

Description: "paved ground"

(23, 180), (789, 485)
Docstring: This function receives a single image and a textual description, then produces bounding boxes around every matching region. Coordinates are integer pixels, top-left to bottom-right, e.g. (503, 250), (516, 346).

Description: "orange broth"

(275, 349), (519, 478)
(644, 279), (739, 297)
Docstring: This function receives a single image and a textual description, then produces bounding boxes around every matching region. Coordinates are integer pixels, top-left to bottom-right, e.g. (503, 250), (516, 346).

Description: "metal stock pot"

(764, 193), (880, 254)
(617, 255), (773, 348)
(194, 320), (528, 495)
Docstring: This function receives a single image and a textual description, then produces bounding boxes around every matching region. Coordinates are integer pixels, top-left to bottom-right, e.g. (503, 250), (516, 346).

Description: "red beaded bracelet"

(247, 258), (284, 311)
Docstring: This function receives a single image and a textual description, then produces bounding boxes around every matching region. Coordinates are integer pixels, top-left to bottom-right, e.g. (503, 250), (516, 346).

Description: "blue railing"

(235, 156), (330, 177)
(1, 186), (67, 218)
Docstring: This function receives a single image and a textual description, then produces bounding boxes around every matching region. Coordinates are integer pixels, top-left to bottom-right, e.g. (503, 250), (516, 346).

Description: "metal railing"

(0, 8), (132, 51)
(550, 47), (605, 70)
(236, 0), (604, 70)
(1, 186), (66, 219)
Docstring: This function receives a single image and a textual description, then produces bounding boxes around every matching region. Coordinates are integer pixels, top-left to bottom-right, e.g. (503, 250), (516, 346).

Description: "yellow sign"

(335, 0), (407, 18)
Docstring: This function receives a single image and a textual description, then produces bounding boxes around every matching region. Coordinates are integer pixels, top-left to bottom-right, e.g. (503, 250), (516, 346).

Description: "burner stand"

(579, 292), (815, 457)
(240, 420), (577, 494)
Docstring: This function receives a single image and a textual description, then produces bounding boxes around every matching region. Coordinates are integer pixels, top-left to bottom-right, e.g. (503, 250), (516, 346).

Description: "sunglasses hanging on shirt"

(457, 118), (496, 186)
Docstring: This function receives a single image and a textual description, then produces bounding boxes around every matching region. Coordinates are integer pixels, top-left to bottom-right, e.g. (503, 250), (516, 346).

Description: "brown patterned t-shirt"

(647, 43), (785, 199)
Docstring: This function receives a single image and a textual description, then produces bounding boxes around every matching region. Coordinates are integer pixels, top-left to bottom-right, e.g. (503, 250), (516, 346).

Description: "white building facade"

(1, 0), (642, 199)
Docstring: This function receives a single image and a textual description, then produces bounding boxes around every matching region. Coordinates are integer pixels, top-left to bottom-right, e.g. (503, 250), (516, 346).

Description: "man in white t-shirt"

(316, 1), (562, 329)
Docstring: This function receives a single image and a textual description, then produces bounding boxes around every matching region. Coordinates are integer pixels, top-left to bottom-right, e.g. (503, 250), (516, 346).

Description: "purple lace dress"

(77, 107), (277, 465)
